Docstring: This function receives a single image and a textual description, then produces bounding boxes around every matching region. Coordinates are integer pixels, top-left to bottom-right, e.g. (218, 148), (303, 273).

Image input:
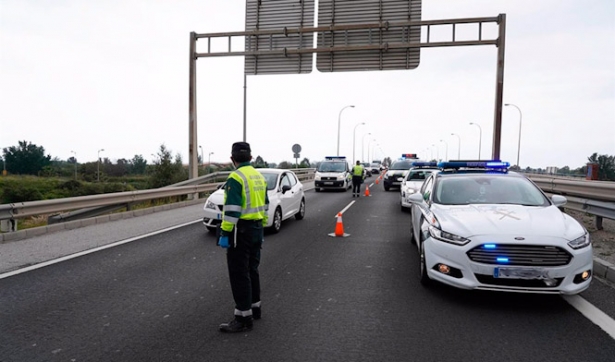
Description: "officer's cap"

(231, 142), (251, 155)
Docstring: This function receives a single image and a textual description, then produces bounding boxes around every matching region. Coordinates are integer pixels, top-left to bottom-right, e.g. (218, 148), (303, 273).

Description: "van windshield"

(318, 162), (346, 172)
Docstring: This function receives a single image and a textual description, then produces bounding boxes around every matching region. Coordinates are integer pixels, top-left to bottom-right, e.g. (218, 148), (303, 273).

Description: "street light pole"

(70, 150), (77, 180)
(432, 144), (439, 162)
(97, 148), (104, 182)
(451, 133), (461, 159)
(505, 103), (523, 167)
(353, 122), (365, 164)
(469, 122), (482, 159)
(440, 140), (448, 161)
(362, 132), (371, 163)
(368, 138), (376, 164)
(337, 105), (355, 156)
(208, 152), (214, 173)
(199, 145), (203, 169)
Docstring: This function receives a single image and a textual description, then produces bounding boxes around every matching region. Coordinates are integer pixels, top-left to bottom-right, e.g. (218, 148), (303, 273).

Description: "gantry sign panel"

(245, 0), (315, 75)
(317, 0), (422, 72)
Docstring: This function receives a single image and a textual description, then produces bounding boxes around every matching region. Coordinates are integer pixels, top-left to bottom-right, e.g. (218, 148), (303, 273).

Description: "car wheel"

(419, 240), (432, 286)
(384, 186), (390, 191)
(315, 187), (321, 192)
(295, 198), (305, 220)
(206, 226), (216, 233)
(270, 207), (282, 234)
(409, 211), (416, 245)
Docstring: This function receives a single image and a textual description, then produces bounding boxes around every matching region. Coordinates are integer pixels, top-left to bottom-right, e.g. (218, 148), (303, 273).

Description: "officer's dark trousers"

(226, 219), (264, 313)
(352, 176), (363, 195)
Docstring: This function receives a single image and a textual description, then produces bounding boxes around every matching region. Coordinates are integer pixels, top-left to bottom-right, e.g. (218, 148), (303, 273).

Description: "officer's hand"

(218, 236), (230, 249)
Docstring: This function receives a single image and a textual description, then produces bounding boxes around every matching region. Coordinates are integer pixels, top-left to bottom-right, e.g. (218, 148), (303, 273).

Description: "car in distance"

(408, 160), (593, 295)
(383, 158), (417, 191)
(400, 162), (438, 212)
(203, 168), (305, 234)
(361, 162), (373, 177)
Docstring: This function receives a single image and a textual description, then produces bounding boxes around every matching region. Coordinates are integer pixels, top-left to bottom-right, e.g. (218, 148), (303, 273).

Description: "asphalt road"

(1, 176), (615, 361)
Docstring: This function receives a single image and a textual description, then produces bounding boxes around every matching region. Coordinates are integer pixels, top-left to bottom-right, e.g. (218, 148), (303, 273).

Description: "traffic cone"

(364, 184), (371, 197)
(328, 212), (349, 237)
(375, 178), (379, 184)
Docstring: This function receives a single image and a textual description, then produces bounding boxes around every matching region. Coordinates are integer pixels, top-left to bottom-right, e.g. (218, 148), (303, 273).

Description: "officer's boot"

(219, 315), (254, 333)
(252, 306), (261, 320)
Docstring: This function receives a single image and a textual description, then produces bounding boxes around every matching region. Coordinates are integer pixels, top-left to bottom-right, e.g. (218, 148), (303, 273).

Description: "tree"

(2, 140), (51, 175)
(252, 155), (268, 168)
(299, 157), (311, 168)
(278, 161), (293, 169)
(587, 153), (615, 181)
(149, 144), (188, 188)
(128, 155), (148, 175)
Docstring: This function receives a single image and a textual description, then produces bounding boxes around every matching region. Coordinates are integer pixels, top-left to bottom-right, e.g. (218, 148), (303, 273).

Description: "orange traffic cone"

(364, 184), (371, 197)
(328, 212), (349, 237)
(375, 178), (379, 184)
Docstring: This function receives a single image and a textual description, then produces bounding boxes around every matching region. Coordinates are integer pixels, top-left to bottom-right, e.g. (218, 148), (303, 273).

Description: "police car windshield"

(406, 169), (433, 181)
(318, 162), (346, 172)
(433, 174), (550, 206)
(259, 172), (279, 191)
(389, 160), (413, 170)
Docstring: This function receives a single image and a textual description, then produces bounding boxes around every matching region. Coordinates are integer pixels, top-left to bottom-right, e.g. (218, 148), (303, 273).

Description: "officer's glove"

(218, 235), (230, 249)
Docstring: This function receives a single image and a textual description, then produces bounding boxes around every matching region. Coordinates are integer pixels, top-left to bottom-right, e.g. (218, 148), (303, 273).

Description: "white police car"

(202, 168), (305, 234)
(314, 156), (352, 192)
(400, 162), (438, 212)
(383, 154), (420, 191)
(408, 160), (593, 295)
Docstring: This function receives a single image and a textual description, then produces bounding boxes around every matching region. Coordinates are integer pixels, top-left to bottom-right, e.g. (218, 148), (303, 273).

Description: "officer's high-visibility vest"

(221, 165), (268, 233)
(352, 165), (364, 177)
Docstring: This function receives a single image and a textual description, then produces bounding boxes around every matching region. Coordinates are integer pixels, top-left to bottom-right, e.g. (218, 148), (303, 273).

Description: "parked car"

(361, 163), (372, 177)
(203, 168), (305, 234)
(400, 163), (438, 212)
(408, 160), (593, 295)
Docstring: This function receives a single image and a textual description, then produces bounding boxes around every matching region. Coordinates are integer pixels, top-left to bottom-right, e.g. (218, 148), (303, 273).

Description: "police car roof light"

(401, 153), (418, 159)
(438, 160), (510, 169)
(325, 156), (347, 161)
(411, 161), (437, 167)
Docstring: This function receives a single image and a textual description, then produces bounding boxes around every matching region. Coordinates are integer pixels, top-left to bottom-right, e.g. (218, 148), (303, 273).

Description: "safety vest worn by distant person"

(352, 164), (364, 177)
(221, 163), (269, 234)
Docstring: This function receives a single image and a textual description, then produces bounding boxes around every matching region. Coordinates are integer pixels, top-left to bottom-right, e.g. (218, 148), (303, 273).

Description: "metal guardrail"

(0, 169), (316, 232)
(528, 176), (615, 202)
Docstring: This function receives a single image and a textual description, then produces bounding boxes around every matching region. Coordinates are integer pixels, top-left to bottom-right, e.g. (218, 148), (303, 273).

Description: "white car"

(408, 161), (593, 295)
(400, 164), (438, 212)
(203, 168), (305, 234)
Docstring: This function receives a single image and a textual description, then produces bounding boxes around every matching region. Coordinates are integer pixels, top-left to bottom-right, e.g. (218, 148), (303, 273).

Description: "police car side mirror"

(408, 193), (424, 204)
(551, 195), (567, 207)
(281, 185), (292, 194)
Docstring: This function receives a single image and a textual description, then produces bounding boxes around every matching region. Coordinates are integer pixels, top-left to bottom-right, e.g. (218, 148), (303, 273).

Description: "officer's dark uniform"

(218, 142), (269, 333)
(351, 161), (365, 197)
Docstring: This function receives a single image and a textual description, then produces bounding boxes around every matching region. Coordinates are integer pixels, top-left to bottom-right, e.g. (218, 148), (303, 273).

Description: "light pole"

(368, 138), (376, 164)
(208, 152), (214, 173)
(353, 122), (365, 163)
(432, 144), (439, 162)
(440, 140), (448, 161)
(469, 122), (482, 159)
(362, 132), (371, 163)
(337, 105), (355, 156)
(451, 133), (461, 159)
(199, 145), (204, 169)
(505, 103), (523, 167)
(70, 150), (77, 180)
(97, 148), (104, 182)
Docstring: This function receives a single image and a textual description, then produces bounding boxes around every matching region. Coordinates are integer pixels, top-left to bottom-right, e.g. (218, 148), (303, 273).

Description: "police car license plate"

(324, 182), (333, 185)
(494, 267), (549, 279)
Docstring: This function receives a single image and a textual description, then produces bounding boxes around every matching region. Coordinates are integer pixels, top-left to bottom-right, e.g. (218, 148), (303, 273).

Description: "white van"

(314, 156), (352, 192)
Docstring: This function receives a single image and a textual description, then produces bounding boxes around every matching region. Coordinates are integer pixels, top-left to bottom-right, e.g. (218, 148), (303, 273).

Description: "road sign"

(245, 0), (315, 75)
(292, 144), (302, 153)
(316, 0), (422, 72)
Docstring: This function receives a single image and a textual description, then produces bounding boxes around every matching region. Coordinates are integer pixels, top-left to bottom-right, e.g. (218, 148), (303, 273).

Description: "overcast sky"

(1, 0), (614, 169)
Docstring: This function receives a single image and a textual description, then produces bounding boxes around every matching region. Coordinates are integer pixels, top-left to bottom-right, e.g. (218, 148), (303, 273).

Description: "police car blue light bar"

(437, 160), (510, 169)
(401, 153), (418, 159)
(325, 156), (347, 160)
(411, 161), (437, 167)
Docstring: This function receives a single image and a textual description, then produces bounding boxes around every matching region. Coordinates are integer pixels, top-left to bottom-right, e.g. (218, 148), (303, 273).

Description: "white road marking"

(0, 219), (202, 280)
(563, 294), (615, 340)
(336, 200), (355, 217)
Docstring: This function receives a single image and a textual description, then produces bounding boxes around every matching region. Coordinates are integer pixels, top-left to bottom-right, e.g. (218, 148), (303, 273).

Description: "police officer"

(218, 142), (269, 333)
(351, 160), (365, 197)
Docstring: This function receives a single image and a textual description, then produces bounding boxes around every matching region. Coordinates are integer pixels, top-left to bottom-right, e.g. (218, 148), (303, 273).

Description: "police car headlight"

(568, 233), (591, 249)
(315, 174), (321, 181)
(337, 174), (345, 180)
(428, 226), (470, 246)
(205, 200), (217, 210)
